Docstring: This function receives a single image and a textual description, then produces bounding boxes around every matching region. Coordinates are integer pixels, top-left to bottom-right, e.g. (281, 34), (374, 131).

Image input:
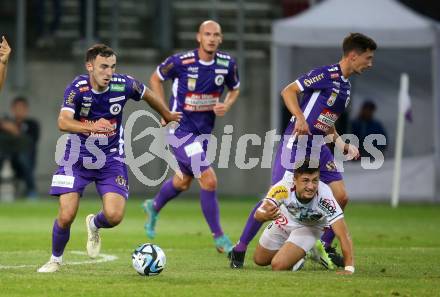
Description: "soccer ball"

(132, 243), (166, 276)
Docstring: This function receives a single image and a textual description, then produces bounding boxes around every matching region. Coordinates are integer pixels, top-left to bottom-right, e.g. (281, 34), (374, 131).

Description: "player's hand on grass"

(0, 36), (11, 64)
(213, 103), (229, 116)
(254, 199), (281, 222)
(293, 116), (311, 135)
(92, 118), (115, 132)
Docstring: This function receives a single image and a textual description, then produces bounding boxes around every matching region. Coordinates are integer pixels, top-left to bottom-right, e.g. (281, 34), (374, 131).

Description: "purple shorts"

(49, 158), (129, 199)
(271, 142), (342, 185)
(167, 130), (211, 177)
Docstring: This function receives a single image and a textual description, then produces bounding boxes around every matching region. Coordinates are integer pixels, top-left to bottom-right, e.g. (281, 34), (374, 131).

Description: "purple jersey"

(156, 49), (240, 134)
(283, 63), (351, 147)
(61, 73), (146, 159)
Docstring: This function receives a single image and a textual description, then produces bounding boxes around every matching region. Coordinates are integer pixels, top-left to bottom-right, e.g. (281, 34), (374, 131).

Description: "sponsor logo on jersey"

(184, 92), (220, 111)
(111, 77), (126, 83)
(332, 81), (340, 87)
(188, 66), (198, 73)
(215, 69), (228, 74)
(330, 73), (340, 79)
(109, 95), (126, 103)
(314, 109), (339, 132)
(214, 74), (224, 86)
(110, 103), (122, 115)
(79, 86), (90, 93)
(182, 58), (195, 65)
(327, 92), (337, 106)
(75, 80), (87, 87)
(187, 78), (196, 91)
(216, 58), (229, 67)
(267, 185), (289, 200)
(180, 52), (195, 59)
(216, 53), (231, 59)
(65, 90), (76, 106)
(318, 197), (336, 216)
(274, 213), (288, 227)
(80, 118), (117, 137)
(303, 73), (325, 87)
(325, 161), (337, 171)
(80, 107), (90, 117)
(328, 66), (339, 72)
(83, 96), (92, 102)
(160, 62), (174, 76)
(110, 84), (125, 92)
(115, 175), (127, 187)
(132, 81), (142, 95)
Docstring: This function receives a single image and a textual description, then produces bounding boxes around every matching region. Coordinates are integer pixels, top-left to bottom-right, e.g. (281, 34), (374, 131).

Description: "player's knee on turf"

(271, 259), (289, 271)
(253, 252), (271, 266)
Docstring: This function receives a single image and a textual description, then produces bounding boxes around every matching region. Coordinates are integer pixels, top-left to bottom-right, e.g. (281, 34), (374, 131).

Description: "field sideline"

(0, 197), (439, 297)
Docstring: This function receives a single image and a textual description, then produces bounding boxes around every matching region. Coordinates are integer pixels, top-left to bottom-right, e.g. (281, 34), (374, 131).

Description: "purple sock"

(93, 212), (113, 229)
(52, 219), (70, 257)
(153, 178), (181, 212)
(200, 189), (223, 238)
(234, 201), (263, 252)
(321, 227), (336, 248)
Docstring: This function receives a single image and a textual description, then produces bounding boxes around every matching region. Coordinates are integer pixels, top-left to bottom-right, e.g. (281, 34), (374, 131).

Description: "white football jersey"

(265, 173), (343, 227)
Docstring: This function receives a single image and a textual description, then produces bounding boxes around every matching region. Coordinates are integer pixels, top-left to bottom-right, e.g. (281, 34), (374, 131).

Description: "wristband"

(344, 266), (355, 273)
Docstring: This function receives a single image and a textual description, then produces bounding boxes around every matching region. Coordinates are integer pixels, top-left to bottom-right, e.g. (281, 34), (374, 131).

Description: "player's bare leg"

(38, 193), (80, 272)
(253, 244), (278, 267)
(198, 167), (232, 253)
(270, 242), (306, 271)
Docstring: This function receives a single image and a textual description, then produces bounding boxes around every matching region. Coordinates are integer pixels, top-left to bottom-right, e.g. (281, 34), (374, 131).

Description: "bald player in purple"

(0, 36), (11, 92)
(37, 44), (181, 273)
(229, 33), (377, 269)
(142, 20), (240, 253)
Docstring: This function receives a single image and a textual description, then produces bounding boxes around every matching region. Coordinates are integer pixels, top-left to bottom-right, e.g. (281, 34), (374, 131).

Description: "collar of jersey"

(198, 59), (215, 66)
(91, 86), (109, 94)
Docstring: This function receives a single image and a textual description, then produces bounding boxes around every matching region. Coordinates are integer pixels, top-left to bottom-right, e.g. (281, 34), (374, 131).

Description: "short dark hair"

(343, 33), (377, 56)
(293, 158), (320, 178)
(85, 44), (116, 62)
(11, 96), (28, 106)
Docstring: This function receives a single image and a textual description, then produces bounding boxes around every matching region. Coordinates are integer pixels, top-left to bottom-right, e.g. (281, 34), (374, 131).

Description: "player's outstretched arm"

(254, 198), (280, 222)
(142, 88), (182, 123)
(213, 88), (240, 117)
(281, 82), (310, 135)
(332, 218), (355, 274)
(0, 36), (12, 92)
(58, 110), (114, 134)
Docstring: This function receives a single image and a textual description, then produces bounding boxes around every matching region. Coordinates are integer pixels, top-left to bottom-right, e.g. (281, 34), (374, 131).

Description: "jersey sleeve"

(124, 75), (147, 101)
(225, 58), (240, 90)
(264, 178), (293, 207)
(295, 67), (332, 92)
(318, 182), (344, 225)
(61, 84), (81, 114)
(156, 55), (179, 81)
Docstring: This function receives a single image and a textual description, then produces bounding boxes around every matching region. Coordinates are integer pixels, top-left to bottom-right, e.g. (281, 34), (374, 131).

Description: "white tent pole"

(391, 73), (409, 208)
(433, 26), (440, 202)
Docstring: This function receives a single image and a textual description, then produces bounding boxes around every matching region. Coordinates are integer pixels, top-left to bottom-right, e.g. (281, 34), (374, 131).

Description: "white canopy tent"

(271, 0), (440, 201)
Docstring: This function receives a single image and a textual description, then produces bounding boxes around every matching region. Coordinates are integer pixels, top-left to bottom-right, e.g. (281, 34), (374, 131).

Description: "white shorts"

(259, 220), (324, 252)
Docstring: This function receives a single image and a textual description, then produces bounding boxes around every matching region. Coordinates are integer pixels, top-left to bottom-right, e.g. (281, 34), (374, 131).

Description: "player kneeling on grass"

(253, 159), (355, 274)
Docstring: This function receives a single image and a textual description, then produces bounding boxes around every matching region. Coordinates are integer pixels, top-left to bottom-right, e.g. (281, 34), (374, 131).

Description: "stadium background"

(0, 0), (439, 200)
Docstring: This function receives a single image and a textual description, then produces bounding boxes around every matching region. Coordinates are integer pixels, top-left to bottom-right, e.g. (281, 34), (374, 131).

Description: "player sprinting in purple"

(230, 33), (377, 268)
(37, 44), (181, 273)
(142, 20), (240, 253)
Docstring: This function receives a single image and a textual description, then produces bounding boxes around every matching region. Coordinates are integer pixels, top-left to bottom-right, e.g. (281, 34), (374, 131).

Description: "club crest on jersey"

(325, 161), (337, 172)
(110, 103), (122, 115)
(214, 75), (224, 86)
(187, 78), (197, 91)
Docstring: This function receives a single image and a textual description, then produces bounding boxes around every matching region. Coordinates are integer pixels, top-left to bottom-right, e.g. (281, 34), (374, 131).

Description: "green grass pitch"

(0, 197), (439, 297)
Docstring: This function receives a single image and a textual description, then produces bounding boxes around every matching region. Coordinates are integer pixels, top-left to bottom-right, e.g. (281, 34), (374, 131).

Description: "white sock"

(50, 255), (62, 263)
(89, 216), (98, 232)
